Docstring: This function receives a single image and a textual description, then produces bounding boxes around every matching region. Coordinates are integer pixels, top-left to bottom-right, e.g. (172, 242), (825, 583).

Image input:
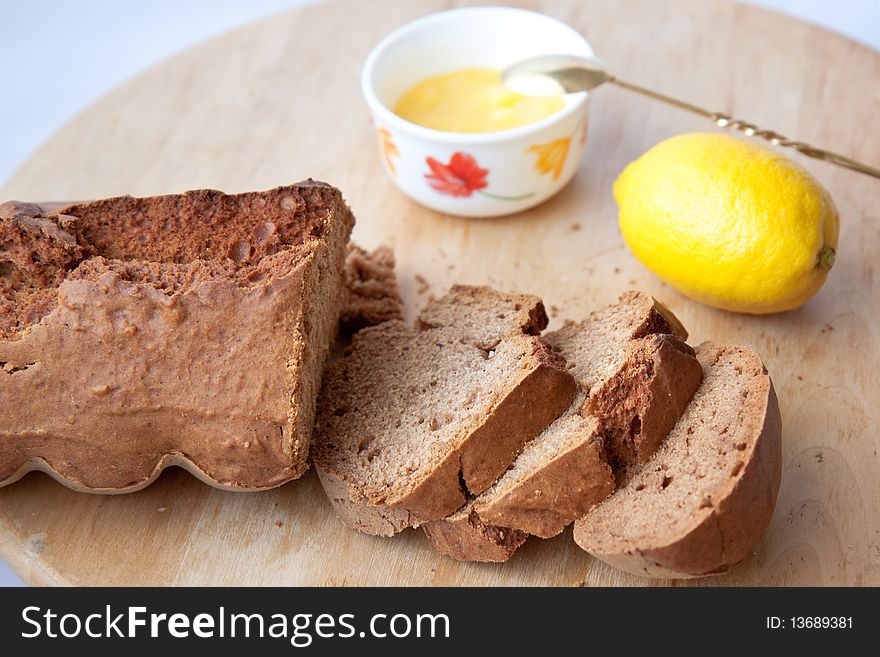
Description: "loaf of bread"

(0, 181), (353, 492)
(312, 285), (577, 534)
(573, 342), (782, 578)
(424, 292), (703, 561)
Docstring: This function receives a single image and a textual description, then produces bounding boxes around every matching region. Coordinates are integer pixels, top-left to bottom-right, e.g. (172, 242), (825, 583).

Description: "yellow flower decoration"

(377, 127), (400, 175)
(527, 137), (571, 181)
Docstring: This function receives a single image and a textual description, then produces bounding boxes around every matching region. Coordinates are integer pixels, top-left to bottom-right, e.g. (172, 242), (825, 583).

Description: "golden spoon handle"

(611, 77), (880, 179)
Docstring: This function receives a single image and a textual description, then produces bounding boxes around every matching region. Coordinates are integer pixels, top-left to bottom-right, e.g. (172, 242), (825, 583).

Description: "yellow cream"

(393, 67), (564, 133)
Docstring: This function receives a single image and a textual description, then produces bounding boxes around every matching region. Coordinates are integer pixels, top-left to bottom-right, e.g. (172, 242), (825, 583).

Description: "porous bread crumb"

(317, 324), (539, 500)
(339, 244), (403, 332)
(417, 285), (548, 350)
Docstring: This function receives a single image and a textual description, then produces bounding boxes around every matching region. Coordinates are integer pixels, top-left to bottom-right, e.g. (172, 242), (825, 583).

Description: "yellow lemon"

(614, 132), (840, 314)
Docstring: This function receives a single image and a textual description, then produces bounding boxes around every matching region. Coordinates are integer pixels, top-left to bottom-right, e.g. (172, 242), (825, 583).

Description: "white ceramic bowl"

(361, 6), (594, 218)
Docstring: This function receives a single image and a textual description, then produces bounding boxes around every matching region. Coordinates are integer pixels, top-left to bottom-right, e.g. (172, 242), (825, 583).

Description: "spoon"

(502, 54), (880, 180)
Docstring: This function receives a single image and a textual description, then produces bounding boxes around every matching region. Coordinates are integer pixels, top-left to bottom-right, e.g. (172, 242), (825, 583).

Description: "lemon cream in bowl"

(393, 67), (565, 133)
(361, 7), (594, 217)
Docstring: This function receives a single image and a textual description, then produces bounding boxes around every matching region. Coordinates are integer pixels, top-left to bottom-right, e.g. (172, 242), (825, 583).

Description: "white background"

(1, 0), (878, 586)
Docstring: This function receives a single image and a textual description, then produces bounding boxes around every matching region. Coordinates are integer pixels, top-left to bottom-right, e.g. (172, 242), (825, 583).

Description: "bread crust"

(573, 343), (782, 578)
(591, 334), (705, 471)
(423, 505), (527, 562)
(0, 182), (353, 492)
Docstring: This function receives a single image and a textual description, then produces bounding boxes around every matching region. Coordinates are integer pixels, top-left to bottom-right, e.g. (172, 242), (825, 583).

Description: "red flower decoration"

(425, 152), (489, 197)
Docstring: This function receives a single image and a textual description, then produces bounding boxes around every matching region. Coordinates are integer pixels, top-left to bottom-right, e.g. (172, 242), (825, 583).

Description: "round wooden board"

(2, 0), (879, 586)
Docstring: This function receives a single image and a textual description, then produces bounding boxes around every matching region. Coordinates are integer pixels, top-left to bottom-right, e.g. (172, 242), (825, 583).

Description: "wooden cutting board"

(2, 0), (878, 586)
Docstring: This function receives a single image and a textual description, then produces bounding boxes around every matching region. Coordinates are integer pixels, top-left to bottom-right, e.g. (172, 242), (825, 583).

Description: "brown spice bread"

(340, 244), (403, 332)
(424, 292), (703, 560)
(573, 341), (782, 578)
(0, 181), (353, 492)
(312, 286), (577, 533)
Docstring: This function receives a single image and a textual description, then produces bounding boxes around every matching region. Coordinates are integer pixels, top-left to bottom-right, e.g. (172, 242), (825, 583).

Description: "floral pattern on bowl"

(377, 127), (400, 175)
(425, 152), (534, 201)
(528, 137), (571, 181)
(425, 152), (487, 197)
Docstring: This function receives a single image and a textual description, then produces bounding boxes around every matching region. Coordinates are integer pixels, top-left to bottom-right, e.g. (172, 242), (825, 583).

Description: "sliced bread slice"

(573, 341), (782, 578)
(424, 293), (703, 560)
(312, 286), (577, 533)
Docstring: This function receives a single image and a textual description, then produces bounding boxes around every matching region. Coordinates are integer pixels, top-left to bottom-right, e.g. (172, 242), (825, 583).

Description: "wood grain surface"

(1, 0), (878, 586)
